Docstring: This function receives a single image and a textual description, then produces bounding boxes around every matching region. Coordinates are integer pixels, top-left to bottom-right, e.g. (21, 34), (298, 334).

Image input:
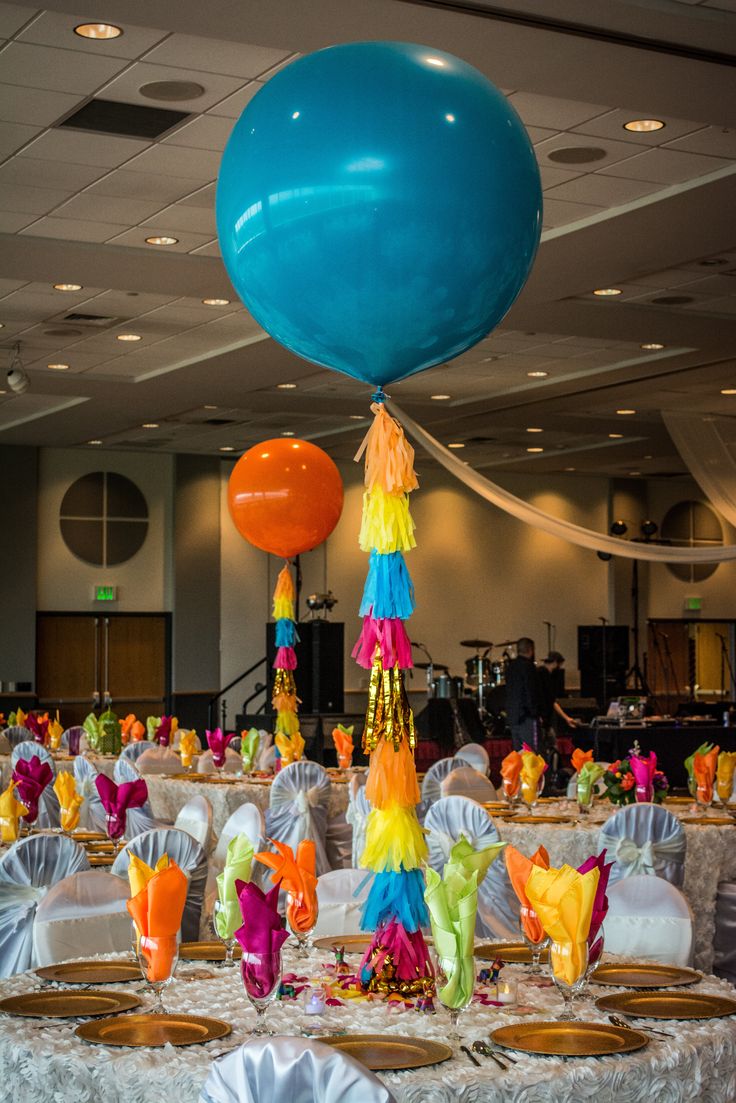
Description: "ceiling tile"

(702, 0), (736, 9)
(599, 146), (733, 182)
(207, 81), (262, 118)
(0, 82), (82, 126)
(53, 192), (166, 224)
(20, 215), (129, 241)
(177, 182), (215, 208)
(545, 173), (663, 205)
(163, 114), (235, 151)
(85, 168), (199, 203)
(0, 41), (127, 94)
(0, 182), (71, 214)
(539, 196), (605, 227)
(190, 239), (221, 256)
(0, 4), (36, 37)
(143, 33), (289, 78)
(664, 126), (736, 158)
(122, 142), (220, 181)
(100, 61), (244, 112)
(631, 267), (713, 288)
(0, 154), (106, 190)
(535, 131), (643, 170)
(572, 108), (707, 146)
(19, 129), (150, 167)
(507, 91), (609, 130)
(140, 201), (216, 234)
(0, 210), (34, 231)
(105, 226), (213, 251)
(16, 11), (169, 58)
(0, 119), (41, 156)
(539, 165), (583, 189)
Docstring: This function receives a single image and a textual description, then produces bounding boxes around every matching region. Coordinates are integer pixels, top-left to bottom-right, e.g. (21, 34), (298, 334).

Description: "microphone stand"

(597, 616), (608, 714)
(717, 633), (736, 701)
(411, 641), (434, 700)
(650, 626), (669, 711)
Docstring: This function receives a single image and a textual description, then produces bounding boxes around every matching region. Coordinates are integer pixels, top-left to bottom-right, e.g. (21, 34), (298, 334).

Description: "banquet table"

(0, 947), (735, 1103)
(0, 753), (118, 791)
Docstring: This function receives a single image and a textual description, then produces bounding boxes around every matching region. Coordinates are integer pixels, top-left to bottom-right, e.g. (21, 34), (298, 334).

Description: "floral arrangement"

(602, 741), (669, 805)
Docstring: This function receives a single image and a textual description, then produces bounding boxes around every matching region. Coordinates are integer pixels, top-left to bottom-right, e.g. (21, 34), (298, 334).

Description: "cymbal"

(414, 661), (449, 671)
(460, 638), (492, 649)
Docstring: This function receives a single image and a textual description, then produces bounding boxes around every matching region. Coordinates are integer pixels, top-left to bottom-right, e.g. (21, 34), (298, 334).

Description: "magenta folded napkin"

(12, 755), (53, 824)
(206, 728), (234, 768)
(577, 849), (612, 965)
(630, 751), (657, 803)
(95, 774), (148, 840)
(234, 880), (289, 997)
(156, 716), (172, 747)
(26, 714), (49, 745)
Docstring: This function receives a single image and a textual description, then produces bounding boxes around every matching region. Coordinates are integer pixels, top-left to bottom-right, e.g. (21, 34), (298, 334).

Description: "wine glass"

(213, 900), (238, 967)
(695, 782), (714, 816)
(549, 940), (588, 1021)
(519, 905), (549, 974)
(521, 774), (544, 812)
(136, 931), (180, 1013)
(287, 894), (317, 958)
(241, 950), (282, 1035)
(502, 777), (520, 808)
(586, 934), (604, 981)
(433, 953), (474, 1049)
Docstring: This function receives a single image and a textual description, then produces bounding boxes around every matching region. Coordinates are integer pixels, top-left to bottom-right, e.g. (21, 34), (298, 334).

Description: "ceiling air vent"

(58, 312), (123, 329)
(203, 417), (238, 426)
(56, 98), (191, 140)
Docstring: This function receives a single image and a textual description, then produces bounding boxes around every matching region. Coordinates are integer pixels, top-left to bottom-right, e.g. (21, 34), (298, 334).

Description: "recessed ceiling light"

(624, 118), (665, 133)
(644, 454), (653, 459)
(140, 80), (205, 102)
(640, 342), (664, 350)
(117, 333), (141, 341)
(527, 370), (548, 378)
(74, 22), (122, 39)
(282, 431), (295, 437)
(0, 324), (4, 329)
(202, 298), (230, 306)
(447, 442), (465, 449)
(593, 288), (622, 297)
(47, 363), (69, 371)
(721, 388), (736, 395)
(628, 470), (642, 476)
(277, 382), (297, 389)
(145, 235), (178, 246)
(526, 427), (543, 433)
(219, 446), (234, 452)
(699, 258), (728, 267)
(527, 446), (544, 453)
(53, 283), (82, 292)
(609, 433), (623, 439)
(142, 422), (159, 429)
(349, 414), (366, 420)
(431, 394), (451, 400)
(564, 466), (576, 471)
(617, 409), (636, 415)
(87, 439), (102, 445)
(204, 404), (218, 409)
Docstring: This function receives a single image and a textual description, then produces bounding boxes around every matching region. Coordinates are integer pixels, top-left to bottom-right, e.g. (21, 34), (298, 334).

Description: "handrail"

(208, 657), (267, 730)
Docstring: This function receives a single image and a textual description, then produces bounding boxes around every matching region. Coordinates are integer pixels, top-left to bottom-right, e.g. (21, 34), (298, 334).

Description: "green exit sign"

(94, 585), (117, 602)
(685, 596), (702, 611)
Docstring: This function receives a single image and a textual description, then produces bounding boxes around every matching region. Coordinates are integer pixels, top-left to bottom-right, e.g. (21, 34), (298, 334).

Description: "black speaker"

(578, 625), (629, 708)
(266, 620), (344, 714)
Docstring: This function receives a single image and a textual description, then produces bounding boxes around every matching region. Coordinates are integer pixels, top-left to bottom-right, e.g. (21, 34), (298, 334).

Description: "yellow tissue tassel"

(275, 708), (300, 737)
(359, 487), (416, 555)
(366, 737), (420, 810)
(354, 403), (419, 496)
(361, 802), (428, 872)
(272, 564), (295, 621)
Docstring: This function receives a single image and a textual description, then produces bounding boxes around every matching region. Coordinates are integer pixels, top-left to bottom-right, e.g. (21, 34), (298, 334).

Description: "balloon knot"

(371, 387), (389, 405)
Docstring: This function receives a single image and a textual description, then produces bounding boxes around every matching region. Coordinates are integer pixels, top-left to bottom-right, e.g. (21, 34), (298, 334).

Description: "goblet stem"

(558, 990), (575, 1021)
(224, 943), (235, 967)
(150, 988), (165, 1014)
(530, 947), (542, 975)
(251, 1006), (269, 1035)
(448, 1008), (461, 1043)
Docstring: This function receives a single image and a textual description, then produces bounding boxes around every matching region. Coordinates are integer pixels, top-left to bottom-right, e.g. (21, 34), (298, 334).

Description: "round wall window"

(59, 472), (149, 567)
(660, 500), (722, 583)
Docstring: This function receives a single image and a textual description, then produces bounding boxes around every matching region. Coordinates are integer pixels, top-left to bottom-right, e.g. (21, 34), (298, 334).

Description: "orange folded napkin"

(127, 860), (187, 982)
(121, 714), (146, 744)
(571, 748), (594, 774)
(500, 750), (523, 798)
(179, 730), (198, 769)
(694, 744), (720, 804)
(505, 844), (550, 943)
(332, 724), (354, 769)
(256, 838), (318, 933)
(0, 780), (28, 843)
(53, 772), (84, 831)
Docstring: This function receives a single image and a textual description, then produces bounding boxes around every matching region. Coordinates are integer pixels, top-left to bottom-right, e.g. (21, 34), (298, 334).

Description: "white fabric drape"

(663, 412), (736, 529)
(602, 874), (693, 966)
(33, 869), (131, 966)
(266, 762), (331, 876)
(599, 803), (686, 887)
(391, 402), (736, 562)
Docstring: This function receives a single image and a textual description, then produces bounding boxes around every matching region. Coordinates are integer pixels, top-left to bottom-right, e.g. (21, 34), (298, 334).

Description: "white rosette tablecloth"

(0, 948), (735, 1103)
(0, 754), (118, 791)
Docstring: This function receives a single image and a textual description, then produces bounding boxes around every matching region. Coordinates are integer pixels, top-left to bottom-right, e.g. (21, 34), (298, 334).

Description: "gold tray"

(680, 816), (734, 826)
(0, 989), (140, 1018)
(88, 855), (115, 866)
(595, 990), (736, 1020)
(318, 1033), (452, 1070)
(591, 963), (700, 988)
(507, 815), (574, 825)
(179, 940), (242, 961)
(70, 831), (108, 842)
(492, 1020), (647, 1057)
(76, 1012), (231, 1048)
(476, 941), (550, 964)
(36, 960), (141, 985)
(665, 796), (694, 804)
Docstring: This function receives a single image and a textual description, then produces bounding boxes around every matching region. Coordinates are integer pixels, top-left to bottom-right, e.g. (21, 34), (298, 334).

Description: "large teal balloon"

(216, 42), (541, 387)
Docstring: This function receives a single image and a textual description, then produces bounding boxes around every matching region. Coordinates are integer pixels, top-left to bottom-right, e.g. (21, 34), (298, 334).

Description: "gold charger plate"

(680, 816), (734, 826)
(36, 960), (141, 985)
(0, 989), (140, 1018)
(69, 831), (107, 842)
(88, 854), (115, 866)
(476, 941), (549, 964)
(76, 1012), (231, 1048)
(318, 1033), (451, 1070)
(179, 940), (242, 961)
(665, 796), (694, 805)
(509, 815), (575, 825)
(313, 934), (372, 952)
(595, 990), (736, 1020)
(591, 963), (700, 988)
(492, 1020), (647, 1057)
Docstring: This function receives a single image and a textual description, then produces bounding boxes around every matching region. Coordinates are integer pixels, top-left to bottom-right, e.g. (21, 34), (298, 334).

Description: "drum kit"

(413, 638), (517, 719)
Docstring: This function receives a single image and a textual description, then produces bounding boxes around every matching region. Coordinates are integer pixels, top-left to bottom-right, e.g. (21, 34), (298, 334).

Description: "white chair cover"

(602, 874), (693, 966)
(313, 868), (370, 938)
(73, 756), (108, 833)
(599, 803), (686, 887)
(2, 726), (33, 748)
(441, 766), (498, 803)
(10, 741), (55, 771)
(33, 869), (131, 966)
(199, 1035), (396, 1103)
(214, 804), (265, 864)
(136, 746), (181, 775)
(714, 881), (736, 985)
(112, 755), (162, 836)
(120, 741), (153, 763)
(111, 827), (207, 942)
(421, 756), (465, 807)
(175, 794), (213, 853)
(254, 730), (274, 772)
(0, 834), (90, 977)
(423, 795), (518, 939)
(0, 732), (10, 754)
(198, 748), (242, 775)
(455, 742), (490, 776)
(266, 762), (331, 876)
(173, 729), (202, 752)
(10, 742), (60, 829)
(346, 776), (370, 869)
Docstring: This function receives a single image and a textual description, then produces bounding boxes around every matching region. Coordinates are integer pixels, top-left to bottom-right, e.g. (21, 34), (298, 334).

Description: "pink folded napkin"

(577, 849), (612, 966)
(156, 715), (172, 747)
(630, 751), (657, 803)
(26, 714), (49, 745)
(12, 755), (53, 824)
(234, 880), (289, 996)
(206, 728), (234, 768)
(95, 774), (148, 840)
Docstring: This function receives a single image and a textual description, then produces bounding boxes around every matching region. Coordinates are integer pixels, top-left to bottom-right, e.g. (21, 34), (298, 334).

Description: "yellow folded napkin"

(48, 714), (64, 750)
(0, 781), (28, 842)
(179, 730), (198, 769)
(127, 852), (170, 899)
(520, 749), (546, 804)
(53, 772), (84, 831)
(525, 863), (599, 986)
(716, 751), (736, 803)
(275, 730), (305, 765)
(15, 707), (27, 729)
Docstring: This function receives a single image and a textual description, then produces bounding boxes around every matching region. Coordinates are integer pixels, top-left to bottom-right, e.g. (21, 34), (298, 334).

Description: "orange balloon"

(227, 439), (344, 558)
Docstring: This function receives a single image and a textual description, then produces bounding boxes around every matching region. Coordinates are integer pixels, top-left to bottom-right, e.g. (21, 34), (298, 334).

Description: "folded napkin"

(179, 730), (198, 769)
(0, 780), (28, 843)
(332, 723), (354, 769)
(127, 860), (187, 983)
(156, 716), (173, 747)
(48, 714), (64, 751)
(505, 844), (550, 944)
(206, 728), (234, 768)
(520, 747), (547, 803)
(500, 749), (522, 799)
(275, 730), (305, 766)
(121, 714), (146, 743)
(146, 716), (161, 741)
(685, 741), (716, 796)
(10, 708), (27, 729)
(256, 838), (318, 933)
(525, 863), (599, 987)
(27, 713), (49, 745)
(234, 881), (289, 996)
(576, 761), (607, 806)
(95, 774), (148, 840)
(53, 772), (84, 832)
(717, 751), (736, 803)
(571, 748), (594, 774)
(127, 852), (169, 899)
(630, 750), (657, 803)
(240, 728), (260, 773)
(577, 850), (612, 965)
(694, 744), (720, 804)
(215, 834), (255, 941)
(12, 755), (53, 824)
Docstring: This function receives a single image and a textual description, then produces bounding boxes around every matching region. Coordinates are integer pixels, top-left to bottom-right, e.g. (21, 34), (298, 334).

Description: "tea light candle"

(495, 979), (517, 1005)
(305, 991), (326, 1015)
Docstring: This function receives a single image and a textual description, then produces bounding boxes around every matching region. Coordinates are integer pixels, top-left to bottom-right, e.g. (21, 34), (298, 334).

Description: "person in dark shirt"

(537, 651), (578, 757)
(505, 637), (539, 751)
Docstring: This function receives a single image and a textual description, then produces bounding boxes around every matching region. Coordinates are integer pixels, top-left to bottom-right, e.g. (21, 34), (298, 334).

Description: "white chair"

(2, 726), (33, 748)
(10, 741), (55, 771)
(10, 743), (60, 829)
(254, 730), (274, 772)
(199, 1035), (396, 1103)
(120, 741), (153, 763)
(346, 776), (370, 869)
(198, 748), (241, 775)
(61, 726), (84, 753)
(602, 875), (694, 966)
(111, 827), (207, 942)
(0, 834), (90, 977)
(424, 795), (518, 940)
(456, 742), (490, 776)
(313, 868), (371, 938)
(714, 881), (736, 984)
(421, 756), (465, 808)
(175, 794), (213, 853)
(33, 869), (132, 966)
(112, 756), (161, 836)
(599, 803), (686, 888)
(73, 756), (107, 833)
(214, 804), (265, 865)
(266, 761), (331, 876)
(441, 765), (498, 803)
(0, 732), (10, 754)
(136, 746), (181, 775)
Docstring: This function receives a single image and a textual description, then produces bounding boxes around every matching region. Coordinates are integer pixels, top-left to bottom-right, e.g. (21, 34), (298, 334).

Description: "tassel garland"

(271, 562), (302, 758)
(360, 549), (415, 620)
(361, 802), (428, 873)
(360, 868), (429, 932)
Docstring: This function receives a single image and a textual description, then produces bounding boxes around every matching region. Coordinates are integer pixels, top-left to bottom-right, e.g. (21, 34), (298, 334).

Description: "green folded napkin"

(241, 728), (261, 773)
(576, 761), (606, 805)
(215, 834), (255, 940)
(146, 716), (161, 741)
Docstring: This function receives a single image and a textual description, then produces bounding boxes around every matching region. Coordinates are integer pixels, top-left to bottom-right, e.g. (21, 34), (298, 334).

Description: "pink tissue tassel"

(358, 920), (433, 983)
(351, 617), (413, 670)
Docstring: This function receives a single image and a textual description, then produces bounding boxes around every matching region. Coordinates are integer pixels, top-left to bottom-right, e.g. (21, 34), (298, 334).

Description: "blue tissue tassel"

(275, 619), (300, 647)
(360, 868), (429, 933)
(359, 550), (415, 620)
